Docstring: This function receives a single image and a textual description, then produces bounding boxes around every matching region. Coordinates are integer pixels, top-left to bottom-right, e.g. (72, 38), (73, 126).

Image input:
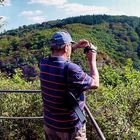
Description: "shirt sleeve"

(68, 62), (93, 96)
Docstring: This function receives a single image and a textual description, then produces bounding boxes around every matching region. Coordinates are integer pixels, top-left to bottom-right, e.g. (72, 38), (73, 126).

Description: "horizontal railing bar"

(0, 90), (43, 119)
(0, 90), (41, 93)
(0, 116), (43, 119)
(0, 90), (106, 139)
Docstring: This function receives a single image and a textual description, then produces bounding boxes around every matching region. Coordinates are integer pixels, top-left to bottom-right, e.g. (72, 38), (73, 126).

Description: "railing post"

(84, 104), (106, 140)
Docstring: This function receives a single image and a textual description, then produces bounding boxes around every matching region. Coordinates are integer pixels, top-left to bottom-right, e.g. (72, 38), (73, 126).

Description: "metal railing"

(0, 90), (106, 140)
(0, 90), (43, 120)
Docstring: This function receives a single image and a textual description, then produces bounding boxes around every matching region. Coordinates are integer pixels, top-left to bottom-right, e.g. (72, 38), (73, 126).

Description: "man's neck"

(51, 54), (71, 61)
(51, 53), (67, 59)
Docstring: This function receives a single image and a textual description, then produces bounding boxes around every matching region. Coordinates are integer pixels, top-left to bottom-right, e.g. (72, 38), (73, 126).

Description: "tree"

(0, 0), (5, 28)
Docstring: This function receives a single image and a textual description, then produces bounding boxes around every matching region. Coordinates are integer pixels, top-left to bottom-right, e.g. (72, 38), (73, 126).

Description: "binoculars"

(84, 46), (97, 54)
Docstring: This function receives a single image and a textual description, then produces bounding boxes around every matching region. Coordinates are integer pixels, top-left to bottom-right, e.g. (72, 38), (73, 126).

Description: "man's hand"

(72, 40), (97, 53)
(72, 40), (98, 63)
(72, 40), (90, 51)
(85, 43), (97, 62)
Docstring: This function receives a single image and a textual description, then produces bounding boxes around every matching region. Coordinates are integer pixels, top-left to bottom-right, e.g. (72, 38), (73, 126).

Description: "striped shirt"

(40, 56), (93, 132)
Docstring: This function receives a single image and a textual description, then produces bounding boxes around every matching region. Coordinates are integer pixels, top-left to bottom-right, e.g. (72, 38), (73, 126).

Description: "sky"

(0, 0), (140, 31)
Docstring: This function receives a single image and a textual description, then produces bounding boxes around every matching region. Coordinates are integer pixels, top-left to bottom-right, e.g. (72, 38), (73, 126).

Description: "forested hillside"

(0, 15), (140, 78)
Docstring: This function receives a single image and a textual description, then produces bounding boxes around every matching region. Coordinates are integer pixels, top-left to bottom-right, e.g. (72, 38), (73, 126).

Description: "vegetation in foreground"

(0, 59), (140, 140)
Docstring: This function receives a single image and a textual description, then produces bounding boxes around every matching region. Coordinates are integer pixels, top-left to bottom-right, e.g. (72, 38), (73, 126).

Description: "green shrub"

(0, 60), (140, 139)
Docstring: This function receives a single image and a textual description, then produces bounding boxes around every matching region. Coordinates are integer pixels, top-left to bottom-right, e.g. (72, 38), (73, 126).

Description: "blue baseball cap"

(49, 30), (76, 49)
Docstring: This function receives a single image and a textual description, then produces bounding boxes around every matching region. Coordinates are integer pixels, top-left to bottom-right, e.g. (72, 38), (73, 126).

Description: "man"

(40, 30), (99, 140)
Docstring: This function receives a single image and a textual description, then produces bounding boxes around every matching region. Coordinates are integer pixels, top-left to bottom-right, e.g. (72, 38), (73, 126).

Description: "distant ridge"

(1, 14), (140, 35)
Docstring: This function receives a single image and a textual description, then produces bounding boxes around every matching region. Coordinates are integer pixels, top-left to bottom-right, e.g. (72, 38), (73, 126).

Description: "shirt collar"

(49, 55), (67, 62)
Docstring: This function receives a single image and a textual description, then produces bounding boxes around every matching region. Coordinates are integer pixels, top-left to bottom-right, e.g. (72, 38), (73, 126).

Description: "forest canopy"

(0, 15), (140, 78)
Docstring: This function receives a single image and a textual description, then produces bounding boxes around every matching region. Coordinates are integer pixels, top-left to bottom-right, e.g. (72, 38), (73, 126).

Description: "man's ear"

(64, 45), (68, 53)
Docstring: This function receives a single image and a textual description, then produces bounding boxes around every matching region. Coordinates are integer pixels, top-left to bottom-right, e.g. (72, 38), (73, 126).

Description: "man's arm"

(73, 40), (99, 89)
(86, 46), (99, 89)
